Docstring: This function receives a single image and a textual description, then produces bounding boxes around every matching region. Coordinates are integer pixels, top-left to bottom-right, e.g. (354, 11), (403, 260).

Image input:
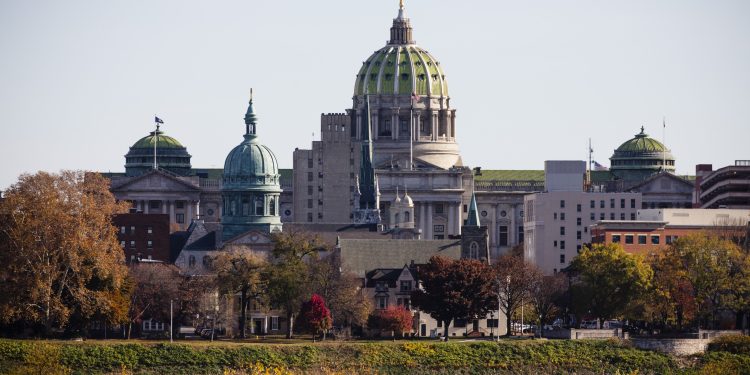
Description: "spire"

(389, 0), (414, 44)
(467, 192), (480, 227)
(244, 88), (258, 136)
(358, 96), (377, 209)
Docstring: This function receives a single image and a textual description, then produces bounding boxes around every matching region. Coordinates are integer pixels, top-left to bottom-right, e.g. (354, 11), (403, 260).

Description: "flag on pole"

(593, 161), (609, 171)
(155, 116), (164, 124)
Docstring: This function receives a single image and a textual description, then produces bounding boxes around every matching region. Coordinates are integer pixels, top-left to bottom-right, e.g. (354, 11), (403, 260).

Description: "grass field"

(1, 337), (748, 374)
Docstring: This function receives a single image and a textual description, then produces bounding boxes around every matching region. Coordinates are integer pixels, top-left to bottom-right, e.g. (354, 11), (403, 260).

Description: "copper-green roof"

(475, 170), (545, 182)
(616, 128), (667, 153)
(132, 130), (184, 149)
(354, 45), (447, 97)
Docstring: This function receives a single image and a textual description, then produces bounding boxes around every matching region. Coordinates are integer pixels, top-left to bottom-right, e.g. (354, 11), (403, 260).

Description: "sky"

(1, 0), (749, 190)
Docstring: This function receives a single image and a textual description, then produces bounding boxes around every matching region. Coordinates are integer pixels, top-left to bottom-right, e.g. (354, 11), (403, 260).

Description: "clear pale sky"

(1, 0), (748, 190)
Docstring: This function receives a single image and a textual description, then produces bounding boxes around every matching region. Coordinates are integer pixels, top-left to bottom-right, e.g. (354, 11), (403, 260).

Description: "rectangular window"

(149, 201), (160, 210)
(434, 204), (444, 214)
(561, 213), (566, 221)
(630, 213), (636, 220)
(147, 240), (153, 249)
(590, 212), (596, 220)
(175, 201), (185, 209)
(271, 316), (279, 330)
(560, 240), (566, 249)
(560, 200), (565, 208)
(560, 227), (565, 235)
(176, 213), (184, 224)
(434, 224), (445, 233)
(307, 199), (313, 209)
(620, 199), (625, 209)
(560, 254), (565, 264)
(620, 213), (625, 220)
(584, 227), (588, 233)
(600, 213), (605, 220)
(554, 240), (557, 248)
(307, 158), (313, 168)
(487, 319), (499, 328)
(147, 226), (153, 234)
(307, 172), (313, 181)
(590, 200), (595, 209)
(600, 200), (605, 209)
(625, 235), (634, 244)
(130, 226), (136, 233)
(454, 318), (467, 328)
(576, 204), (581, 212)
(577, 217), (582, 226)
(130, 240), (136, 248)
(378, 296), (388, 309)
(463, 204), (468, 213)
(400, 281), (412, 292)
(499, 226), (508, 246)
(554, 213), (557, 220)
(610, 199), (615, 209)
(638, 235), (647, 245)
(433, 235), (445, 240)
(666, 236), (673, 244)
(610, 213), (615, 220)
(307, 185), (313, 195)
(576, 231), (581, 240)
(576, 244), (582, 253)
(651, 235), (660, 245)
(612, 235), (621, 243)
(631, 199), (636, 209)
(437, 320), (442, 328)
(307, 212), (313, 222)
(518, 226), (524, 243)
(120, 226), (126, 234)
(120, 240), (126, 247)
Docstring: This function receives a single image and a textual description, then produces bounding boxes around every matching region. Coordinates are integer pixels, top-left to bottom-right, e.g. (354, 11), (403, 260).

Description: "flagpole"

(410, 104), (413, 171)
(662, 117), (666, 171)
(153, 116), (158, 170)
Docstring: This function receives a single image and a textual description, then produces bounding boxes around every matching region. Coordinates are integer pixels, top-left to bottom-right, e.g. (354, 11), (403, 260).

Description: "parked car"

(581, 320), (598, 329)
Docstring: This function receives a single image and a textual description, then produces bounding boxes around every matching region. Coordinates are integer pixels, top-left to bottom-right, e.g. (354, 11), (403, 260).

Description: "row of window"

(121, 240), (153, 249)
(555, 212), (637, 221)
(119, 226), (154, 235)
(612, 234), (678, 245)
(562, 198), (637, 210)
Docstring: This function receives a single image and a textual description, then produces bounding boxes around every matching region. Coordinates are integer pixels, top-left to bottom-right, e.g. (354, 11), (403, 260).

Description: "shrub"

(707, 334), (750, 354)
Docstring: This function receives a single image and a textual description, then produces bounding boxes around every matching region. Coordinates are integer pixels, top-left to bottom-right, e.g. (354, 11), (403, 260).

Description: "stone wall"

(631, 330), (743, 356)
(542, 328), (622, 340)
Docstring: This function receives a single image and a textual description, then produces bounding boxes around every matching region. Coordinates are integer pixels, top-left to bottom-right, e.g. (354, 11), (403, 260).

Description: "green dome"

(222, 134), (280, 186)
(615, 127), (667, 153)
(131, 130), (184, 149)
(354, 45), (448, 97)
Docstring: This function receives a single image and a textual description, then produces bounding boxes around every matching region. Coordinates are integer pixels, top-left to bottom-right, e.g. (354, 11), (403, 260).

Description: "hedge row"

(0, 338), (746, 374)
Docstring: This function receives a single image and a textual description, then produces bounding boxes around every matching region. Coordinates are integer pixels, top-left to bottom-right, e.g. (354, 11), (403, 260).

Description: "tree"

(213, 248), (266, 338)
(265, 230), (323, 339)
(369, 306), (413, 339)
(0, 171), (130, 336)
(297, 294), (332, 340)
(529, 272), (567, 332)
(126, 263), (181, 339)
(411, 256), (495, 340)
(494, 254), (541, 336)
(651, 234), (746, 329)
(308, 253), (371, 335)
(568, 243), (653, 327)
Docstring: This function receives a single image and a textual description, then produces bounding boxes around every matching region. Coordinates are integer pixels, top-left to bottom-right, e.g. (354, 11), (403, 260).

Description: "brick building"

(114, 211), (171, 263)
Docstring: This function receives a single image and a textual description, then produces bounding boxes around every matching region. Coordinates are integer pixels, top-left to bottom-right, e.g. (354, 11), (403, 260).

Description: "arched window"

(404, 211), (410, 222)
(188, 255), (196, 268)
(202, 255), (212, 268)
(469, 241), (479, 260)
(394, 213), (400, 225)
(269, 197), (276, 216)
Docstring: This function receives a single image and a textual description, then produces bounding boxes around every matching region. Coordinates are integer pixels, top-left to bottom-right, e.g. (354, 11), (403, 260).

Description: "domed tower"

(221, 93), (282, 240)
(351, 0), (460, 170)
(124, 126), (192, 176)
(609, 126), (675, 182)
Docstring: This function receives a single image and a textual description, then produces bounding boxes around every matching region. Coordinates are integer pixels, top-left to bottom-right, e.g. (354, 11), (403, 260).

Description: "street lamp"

(490, 311), (494, 338)
(211, 292), (219, 342)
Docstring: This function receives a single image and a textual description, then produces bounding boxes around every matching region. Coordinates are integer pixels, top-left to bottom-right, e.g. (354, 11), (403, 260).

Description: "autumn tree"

(494, 254), (541, 336)
(0, 171), (130, 336)
(297, 294), (332, 340)
(529, 272), (567, 331)
(126, 263), (181, 338)
(568, 243), (653, 327)
(265, 230), (324, 339)
(213, 247), (266, 338)
(411, 256), (495, 341)
(369, 305), (413, 339)
(308, 253), (371, 335)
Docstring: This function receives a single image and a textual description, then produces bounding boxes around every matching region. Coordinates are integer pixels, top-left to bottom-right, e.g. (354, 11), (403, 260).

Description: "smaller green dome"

(223, 134), (280, 183)
(615, 127), (666, 153)
(131, 130), (184, 149)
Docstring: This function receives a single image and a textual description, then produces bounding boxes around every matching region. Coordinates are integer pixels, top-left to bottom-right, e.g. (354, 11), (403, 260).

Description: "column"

(162, 200), (167, 214)
(169, 200), (175, 227)
(144, 200), (149, 214)
(447, 204), (454, 237)
(432, 112), (438, 141)
(510, 205), (517, 246)
(392, 112), (398, 140)
(195, 200), (200, 218)
(491, 204), (498, 250)
(426, 202), (433, 239)
(454, 202), (462, 235)
(263, 316), (268, 334)
(187, 202), (193, 224)
(419, 203), (426, 238)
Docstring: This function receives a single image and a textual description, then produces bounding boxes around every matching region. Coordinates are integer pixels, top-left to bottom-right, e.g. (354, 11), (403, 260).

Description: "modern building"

(696, 160), (750, 209)
(591, 208), (750, 254)
(114, 211), (171, 263)
(524, 161), (642, 274)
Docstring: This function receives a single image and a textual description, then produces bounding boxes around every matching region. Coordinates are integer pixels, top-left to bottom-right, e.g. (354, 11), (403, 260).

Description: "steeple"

(244, 89), (258, 136)
(389, 0), (414, 45)
(467, 192), (480, 227)
(359, 96), (377, 209)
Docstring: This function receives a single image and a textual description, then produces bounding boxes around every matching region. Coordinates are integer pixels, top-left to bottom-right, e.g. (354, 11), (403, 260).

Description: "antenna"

(662, 117), (667, 172)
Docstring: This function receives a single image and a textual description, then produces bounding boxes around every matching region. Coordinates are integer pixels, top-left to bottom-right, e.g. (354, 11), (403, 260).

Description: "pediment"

(225, 230), (273, 245)
(111, 170), (200, 193)
(630, 173), (693, 193)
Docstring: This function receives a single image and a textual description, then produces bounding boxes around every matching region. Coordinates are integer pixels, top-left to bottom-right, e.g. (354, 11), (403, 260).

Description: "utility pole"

(170, 299), (173, 343)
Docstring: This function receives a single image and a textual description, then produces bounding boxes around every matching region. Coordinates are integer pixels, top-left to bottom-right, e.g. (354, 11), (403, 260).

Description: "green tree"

(411, 256), (495, 340)
(0, 171), (130, 336)
(568, 243), (652, 327)
(264, 230), (323, 339)
(213, 247), (266, 339)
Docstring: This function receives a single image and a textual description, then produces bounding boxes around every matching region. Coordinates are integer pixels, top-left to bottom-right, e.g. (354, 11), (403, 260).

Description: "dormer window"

(401, 73), (409, 80)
